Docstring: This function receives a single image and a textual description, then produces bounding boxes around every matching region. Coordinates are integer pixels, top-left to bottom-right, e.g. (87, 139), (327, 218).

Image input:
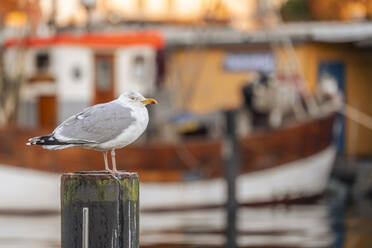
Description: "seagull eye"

(130, 96), (136, 100)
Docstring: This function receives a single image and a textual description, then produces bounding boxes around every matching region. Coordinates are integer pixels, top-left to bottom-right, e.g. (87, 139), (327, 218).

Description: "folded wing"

(54, 101), (136, 144)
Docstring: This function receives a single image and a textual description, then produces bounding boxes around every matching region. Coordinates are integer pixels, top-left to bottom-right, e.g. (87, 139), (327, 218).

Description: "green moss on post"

(61, 171), (139, 248)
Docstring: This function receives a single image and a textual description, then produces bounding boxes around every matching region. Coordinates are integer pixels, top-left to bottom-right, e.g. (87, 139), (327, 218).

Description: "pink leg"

(103, 151), (113, 173)
(111, 149), (118, 173)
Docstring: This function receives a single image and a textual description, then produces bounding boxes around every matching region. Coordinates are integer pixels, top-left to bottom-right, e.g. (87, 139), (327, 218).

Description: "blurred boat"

(0, 113), (336, 212)
(0, 26), (342, 212)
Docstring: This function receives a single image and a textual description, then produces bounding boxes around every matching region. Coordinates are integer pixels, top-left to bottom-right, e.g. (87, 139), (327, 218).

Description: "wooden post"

(223, 110), (239, 248)
(61, 171), (139, 248)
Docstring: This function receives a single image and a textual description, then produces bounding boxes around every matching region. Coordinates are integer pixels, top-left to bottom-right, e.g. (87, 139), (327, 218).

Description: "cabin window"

(132, 54), (146, 81)
(96, 57), (111, 91)
(71, 65), (82, 82)
(35, 52), (50, 73)
(155, 50), (165, 86)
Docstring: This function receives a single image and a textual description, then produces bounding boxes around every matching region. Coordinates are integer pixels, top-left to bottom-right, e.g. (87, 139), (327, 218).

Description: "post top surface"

(62, 170), (138, 179)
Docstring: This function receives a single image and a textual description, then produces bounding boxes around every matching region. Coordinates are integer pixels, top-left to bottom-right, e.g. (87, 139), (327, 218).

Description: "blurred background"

(0, 0), (372, 247)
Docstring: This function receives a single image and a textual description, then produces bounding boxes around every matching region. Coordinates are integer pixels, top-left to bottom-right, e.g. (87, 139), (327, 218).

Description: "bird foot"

(105, 168), (120, 174)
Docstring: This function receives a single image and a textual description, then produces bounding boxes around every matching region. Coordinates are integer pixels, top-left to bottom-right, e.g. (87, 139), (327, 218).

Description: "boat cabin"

(4, 31), (164, 128)
(162, 23), (372, 157)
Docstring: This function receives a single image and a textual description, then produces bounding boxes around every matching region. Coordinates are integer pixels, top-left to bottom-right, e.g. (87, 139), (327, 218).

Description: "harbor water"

(0, 176), (371, 248)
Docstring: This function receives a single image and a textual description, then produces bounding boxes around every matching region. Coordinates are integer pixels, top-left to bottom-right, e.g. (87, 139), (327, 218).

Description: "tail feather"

(27, 134), (70, 146)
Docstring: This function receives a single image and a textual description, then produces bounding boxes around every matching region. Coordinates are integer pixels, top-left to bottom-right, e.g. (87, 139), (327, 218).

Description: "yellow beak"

(141, 98), (158, 105)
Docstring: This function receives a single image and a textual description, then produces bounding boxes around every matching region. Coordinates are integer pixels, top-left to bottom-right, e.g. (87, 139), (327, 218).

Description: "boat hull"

(140, 146), (336, 211)
(0, 114), (336, 211)
(0, 145), (335, 212)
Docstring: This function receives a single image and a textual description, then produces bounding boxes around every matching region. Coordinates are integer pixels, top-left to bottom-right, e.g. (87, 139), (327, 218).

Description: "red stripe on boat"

(3, 31), (165, 49)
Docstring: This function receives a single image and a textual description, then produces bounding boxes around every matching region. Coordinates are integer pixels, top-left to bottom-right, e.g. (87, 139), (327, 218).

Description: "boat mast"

(256, 0), (319, 118)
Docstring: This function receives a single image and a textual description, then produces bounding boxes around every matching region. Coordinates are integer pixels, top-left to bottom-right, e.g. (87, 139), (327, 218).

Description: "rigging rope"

(340, 104), (372, 131)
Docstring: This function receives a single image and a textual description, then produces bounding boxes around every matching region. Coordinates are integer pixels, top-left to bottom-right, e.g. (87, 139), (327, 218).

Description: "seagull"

(27, 90), (157, 173)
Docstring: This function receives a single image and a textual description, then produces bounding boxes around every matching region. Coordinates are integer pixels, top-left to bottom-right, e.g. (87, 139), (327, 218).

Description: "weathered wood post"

(61, 171), (139, 248)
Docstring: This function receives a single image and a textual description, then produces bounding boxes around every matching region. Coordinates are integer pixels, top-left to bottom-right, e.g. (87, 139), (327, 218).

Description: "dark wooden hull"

(0, 114), (335, 183)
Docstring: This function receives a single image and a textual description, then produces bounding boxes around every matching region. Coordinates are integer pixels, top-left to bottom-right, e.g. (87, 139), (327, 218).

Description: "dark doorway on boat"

(318, 61), (345, 154)
(94, 53), (115, 104)
(38, 95), (56, 128)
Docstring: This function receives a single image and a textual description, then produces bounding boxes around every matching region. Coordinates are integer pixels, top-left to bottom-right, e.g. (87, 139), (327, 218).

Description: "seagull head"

(119, 90), (158, 107)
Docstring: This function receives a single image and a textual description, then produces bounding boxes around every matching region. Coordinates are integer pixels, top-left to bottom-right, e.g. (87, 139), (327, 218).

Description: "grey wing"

(53, 101), (136, 144)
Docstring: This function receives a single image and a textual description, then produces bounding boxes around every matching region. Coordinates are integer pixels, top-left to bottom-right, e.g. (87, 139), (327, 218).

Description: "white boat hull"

(0, 146), (336, 212)
(141, 146), (336, 210)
